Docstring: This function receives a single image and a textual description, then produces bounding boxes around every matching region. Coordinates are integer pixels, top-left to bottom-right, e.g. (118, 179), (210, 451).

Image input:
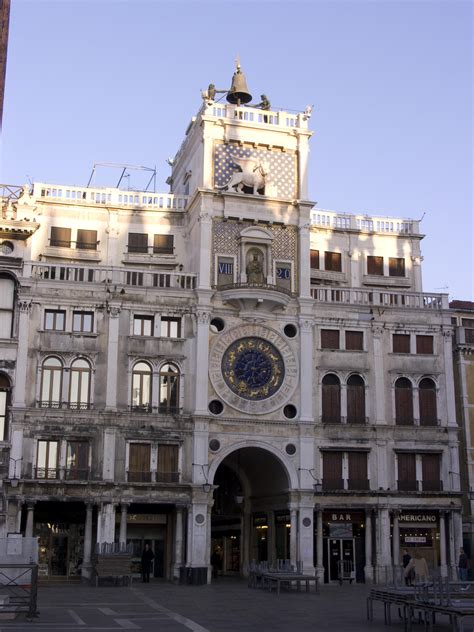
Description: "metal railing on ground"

(0, 564), (39, 620)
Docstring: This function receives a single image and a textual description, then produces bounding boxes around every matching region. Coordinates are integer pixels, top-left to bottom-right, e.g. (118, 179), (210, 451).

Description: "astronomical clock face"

(209, 324), (298, 415)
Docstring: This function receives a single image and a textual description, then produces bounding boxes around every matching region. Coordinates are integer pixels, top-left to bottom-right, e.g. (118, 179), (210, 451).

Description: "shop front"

(321, 510), (366, 583)
(397, 510), (440, 570)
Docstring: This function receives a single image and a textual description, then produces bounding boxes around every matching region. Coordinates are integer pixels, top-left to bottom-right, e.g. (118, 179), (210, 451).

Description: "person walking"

(141, 543), (154, 583)
(404, 549), (429, 584)
(402, 549), (413, 586)
(458, 547), (469, 582)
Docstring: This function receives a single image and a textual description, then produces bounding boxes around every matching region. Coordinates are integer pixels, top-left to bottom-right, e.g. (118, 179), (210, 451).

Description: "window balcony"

(65, 468), (90, 481)
(129, 405), (181, 415)
(347, 478), (370, 491)
(127, 471), (152, 483)
(216, 282), (295, 311)
(156, 471), (180, 483)
(35, 467), (59, 480)
(37, 401), (92, 410)
(322, 478), (344, 491)
(126, 471), (180, 484)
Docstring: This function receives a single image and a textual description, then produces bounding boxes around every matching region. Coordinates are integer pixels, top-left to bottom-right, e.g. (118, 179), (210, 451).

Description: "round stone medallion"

(209, 324), (298, 415)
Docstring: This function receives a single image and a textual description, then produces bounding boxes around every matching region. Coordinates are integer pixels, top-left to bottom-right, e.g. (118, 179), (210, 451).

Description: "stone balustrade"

(311, 286), (448, 310)
(311, 209), (419, 235)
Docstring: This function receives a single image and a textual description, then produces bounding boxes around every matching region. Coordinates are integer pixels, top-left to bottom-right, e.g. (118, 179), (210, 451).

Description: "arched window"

(40, 357), (63, 408)
(322, 374), (341, 423)
(69, 358), (92, 410)
(395, 377), (413, 425)
(131, 362), (152, 411)
(419, 378), (437, 426)
(347, 374), (366, 424)
(0, 373), (11, 441)
(159, 363), (180, 413)
(0, 274), (15, 339)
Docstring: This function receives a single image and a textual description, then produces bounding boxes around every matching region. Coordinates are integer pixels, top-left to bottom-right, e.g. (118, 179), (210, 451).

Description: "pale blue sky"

(1, 0), (472, 299)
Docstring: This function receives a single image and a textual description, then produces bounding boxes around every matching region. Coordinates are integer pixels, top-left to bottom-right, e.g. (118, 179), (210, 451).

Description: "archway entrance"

(210, 447), (291, 578)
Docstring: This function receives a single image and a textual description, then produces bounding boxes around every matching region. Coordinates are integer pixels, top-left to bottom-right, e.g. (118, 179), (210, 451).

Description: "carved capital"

(108, 306), (121, 318)
(299, 319), (313, 332)
(442, 329), (453, 339)
(196, 310), (211, 326)
(411, 255), (424, 264)
(18, 300), (32, 314)
(371, 324), (385, 338)
(198, 212), (213, 224)
(299, 222), (311, 233)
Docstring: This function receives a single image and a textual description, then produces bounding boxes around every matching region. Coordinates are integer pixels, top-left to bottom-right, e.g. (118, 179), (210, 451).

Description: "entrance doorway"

(326, 538), (355, 582)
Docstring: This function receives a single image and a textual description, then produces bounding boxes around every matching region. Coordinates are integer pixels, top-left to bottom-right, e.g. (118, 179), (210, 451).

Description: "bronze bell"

(226, 63), (252, 105)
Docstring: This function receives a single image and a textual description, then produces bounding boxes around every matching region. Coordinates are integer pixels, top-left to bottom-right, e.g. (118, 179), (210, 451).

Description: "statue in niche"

(246, 251), (264, 284)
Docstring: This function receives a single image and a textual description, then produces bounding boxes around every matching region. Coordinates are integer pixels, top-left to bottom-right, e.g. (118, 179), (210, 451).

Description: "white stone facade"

(0, 95), (461, 584)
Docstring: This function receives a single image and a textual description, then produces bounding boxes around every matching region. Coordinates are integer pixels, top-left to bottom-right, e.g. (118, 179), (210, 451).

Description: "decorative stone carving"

(196, 311), (211, 326)
(217, 157), (268, 195)
(246, 251), (264, 284)
(371, 324), (385, 338)
(16, 184), (34, 206)
(18, 300), (32, 313)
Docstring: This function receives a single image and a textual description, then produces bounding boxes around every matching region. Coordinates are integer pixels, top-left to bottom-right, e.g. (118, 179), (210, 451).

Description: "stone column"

(290, 507), (298, 569)
(392, 511), (400, 583)
(267, 511), (276, 567)
(242, 508), (251, 576)
(297, 222), (312, 299)
(186, 500), (209, 577)
(439, 511), (448, 578)
(298, 316), (314, 421)
(97, 503), (116, 545)
(193, 310), (211, 415)
(297, 496), (315, 575)
(82, 503), (94, 581)
(16, 500), (22, 533)
(449, 510), (456, 578)
(371, 324), (386, 426)
(206, 504), (212, 582)
(315, 507), (324, 581)
(364, 509), (374, 583)
(453, 510), (463, 565)
(119, 504), (128, 548)
(375, 507), (391, 584)
(442, 330), (457, 428)
(12, 300), (31, 407)
(105, 306), (121, 410)
(173, 506), (184, 580)
(25, 502), (35, 538)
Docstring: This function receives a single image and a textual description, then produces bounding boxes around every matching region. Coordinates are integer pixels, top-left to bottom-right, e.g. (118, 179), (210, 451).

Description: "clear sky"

(1, 0), (472, 299)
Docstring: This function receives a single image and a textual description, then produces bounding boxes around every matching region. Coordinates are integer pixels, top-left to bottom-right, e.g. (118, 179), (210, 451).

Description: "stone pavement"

(0, 579), (468, 632)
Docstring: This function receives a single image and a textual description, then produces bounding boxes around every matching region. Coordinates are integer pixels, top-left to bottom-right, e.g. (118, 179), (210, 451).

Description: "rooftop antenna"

(86, 163), (157, 192)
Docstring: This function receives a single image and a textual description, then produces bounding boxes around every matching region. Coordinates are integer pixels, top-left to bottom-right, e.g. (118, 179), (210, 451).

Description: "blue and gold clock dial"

(221, 337), (284, 401)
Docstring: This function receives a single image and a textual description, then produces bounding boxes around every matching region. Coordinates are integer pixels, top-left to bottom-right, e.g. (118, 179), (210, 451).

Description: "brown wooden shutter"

(50, 227), (71, 247)
(153, 234), (174, 254)
(128, 233), (148, 253)
(321, 329), (340, 349)
(419, 379), (437, 426)
(348, 452), (368, 490)
(389, 257), (405, 277)
(347, 376), (365, 423)
(76, 229), (97, 250)
(322, 375), (341, 423)
(324, 251), (342, 272)
(345, 331), (363, 350)
(395, 379), (414, 425)
(129, 443), (151, 482)
(367, 256), (383, 275)
(422, 454), (440, 491)
(310, 249), (320, 269)
(393, 334), (410, 353)
(397, 453), (416, 490)
(158, 445), (179, 482)
(322, 452), (343, 489)
(416, 335), (433, 354)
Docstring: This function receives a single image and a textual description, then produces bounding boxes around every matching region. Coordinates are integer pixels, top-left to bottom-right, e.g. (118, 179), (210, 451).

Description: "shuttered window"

(322, 452), (343, 490)
(321, 329), (340, 349)
(419, 378), (437, 426)
(324, 251), (342, 272)
(345, 331), (363, 351)
(157, 444), (179, 483)
(348, 452), (368, 490)
(66, 441), (89, 480)
(395, 378), (414, 425)
(367, 256), (383, 275)
(76, 229), (97, 250)
(389, 257), (405, 277)
(310, 249), (320, 270)
(128, 443), (151, 482)
(0, 276), (14, 339)
(50, 226), (71, 248)
(397, 453), (417, 490)
(153, 234), (174, 254)
(128, 233), (148, 253)
(347, 375), (366, 424)
(416, 335), (433, 355)
(462, 318), (474, 343)
(422, 454), (441, 491)
(393, 334), (410, 353)
(322, 374), (341, 423)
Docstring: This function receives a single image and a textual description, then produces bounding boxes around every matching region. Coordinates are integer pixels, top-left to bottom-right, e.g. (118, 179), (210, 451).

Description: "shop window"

(159, 363), (180, 413)
(131, 361), (152, 411)
(310, 249), (320, 270)
(389, 257), (405, 277)
(36, 440), (59, 479)
(44, 309), (66, 331)
(345, 331), (363, 351)
(66, 441), (89, 480)
(0, 275), (15, 339)
(348, 452), (369, 490)
(347, 375), (366, 424)
(462, 318), (474, 343)
(0, 373), (11, 441)
(367, 256), (383, 276)
(128, 443), (151, 482)
(128, 232), (148, 254)
(50, 226), (71, 248)
(321, 374), (341, 423)
(76, 229), (97, 250)
(324, 251), (342, 272)
(216, 256), (234, 287)
(72, 311), (94, 333)
(419, 378), (437, 426)
(397, 453), (417, 491)
(153, 234), (174, 254)
(393, 333), (410, 353)
(40, 357), (63, 408)
(416, 335), (434, 355)
(133, 315), (154, 336)
(421, 454), (441, 491)
(69, 359), (91, 410)
(157, 444), (179, 483)
(321, 329), (340, 350)
(395, 378), (414, 425)
(160, 316), (181, 338)
(322, 451), (343, 490)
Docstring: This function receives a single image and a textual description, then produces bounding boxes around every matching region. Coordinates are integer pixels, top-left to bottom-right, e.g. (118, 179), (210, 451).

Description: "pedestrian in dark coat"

(141, 543), (154, 583)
